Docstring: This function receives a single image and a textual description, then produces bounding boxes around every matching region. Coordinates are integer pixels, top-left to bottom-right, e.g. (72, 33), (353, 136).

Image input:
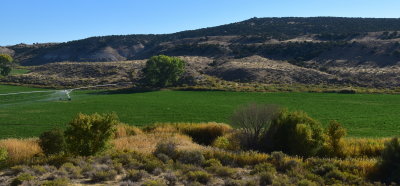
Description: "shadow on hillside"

(88, 87), (158, 95)
(88, 87), (226, 95)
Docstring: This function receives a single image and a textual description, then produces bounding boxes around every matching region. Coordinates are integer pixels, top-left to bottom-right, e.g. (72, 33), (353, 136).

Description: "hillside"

(2, 17), (400, 65)
(1, 17), (400, 88)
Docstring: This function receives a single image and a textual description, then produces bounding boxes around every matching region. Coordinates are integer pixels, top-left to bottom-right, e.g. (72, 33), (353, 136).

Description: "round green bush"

(39, 129), (66, 155)
(0, 147), (7, 162)
(64, 113), (118, 156)
(262, 109), (325, 157)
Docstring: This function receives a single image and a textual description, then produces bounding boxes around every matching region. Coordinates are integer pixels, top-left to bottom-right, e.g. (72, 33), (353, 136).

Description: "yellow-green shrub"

(203, 149), (268, 166)
(343, 138), (387, 157)
(0, 147), (7, 164)
(212, 133), (241, 151)
(177, 122), (232, 145)
(144, 122), (231, 145)
(186, 170), (211, 184)
(64, 113), (119, 156)
(11, 173), (35, 186)
(262, 109), (325, 157)
(323, 121), (346, 158)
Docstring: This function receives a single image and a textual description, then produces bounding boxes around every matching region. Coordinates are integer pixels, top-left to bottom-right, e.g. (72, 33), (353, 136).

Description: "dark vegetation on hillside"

(2, 17), (400, 89)
(3, 17), (400, 65)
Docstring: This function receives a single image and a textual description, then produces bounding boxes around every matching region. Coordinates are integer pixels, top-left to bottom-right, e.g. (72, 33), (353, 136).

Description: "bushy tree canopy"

(0, 54), (14, 76)
(142, 55), (185, 87)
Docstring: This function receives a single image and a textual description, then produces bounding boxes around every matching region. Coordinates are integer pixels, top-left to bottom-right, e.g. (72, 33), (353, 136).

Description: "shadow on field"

(88, 87), (158, 95)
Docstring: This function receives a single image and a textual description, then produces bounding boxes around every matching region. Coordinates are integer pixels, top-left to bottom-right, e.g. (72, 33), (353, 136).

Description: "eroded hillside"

(2, 55), (400, 89)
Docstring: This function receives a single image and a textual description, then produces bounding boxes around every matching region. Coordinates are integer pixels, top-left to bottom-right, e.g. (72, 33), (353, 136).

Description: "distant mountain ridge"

(2, 17), (400, 66)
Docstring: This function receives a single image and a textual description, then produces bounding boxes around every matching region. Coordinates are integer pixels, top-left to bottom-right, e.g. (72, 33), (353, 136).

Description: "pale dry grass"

(112, 132), (204, 154)
(0, 138), (42, 164)
(147, 122), (232, 134)
(115, 124), (143, 138)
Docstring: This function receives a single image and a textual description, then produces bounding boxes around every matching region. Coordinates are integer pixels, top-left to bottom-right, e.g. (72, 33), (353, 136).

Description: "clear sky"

(1, 0), (400, 46)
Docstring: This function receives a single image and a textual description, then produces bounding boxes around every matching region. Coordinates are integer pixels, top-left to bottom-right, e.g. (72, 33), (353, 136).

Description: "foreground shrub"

(186, 170), (211, 184)
(259, 172), (274, 186)
(206, 165), (237, 178)
(262, 109), (325, 157)
(154, 141), (178, 159)
(91, 169), (118, 182)
(144, 122), (231, 146)
(142, 179), (167, 186)
(60, 162), (82, 179)
(115, 124), (142, 138)
(124, 169), (149, 182)
(177, 122), (232, 145)
(64, 113), (118, 156)
(324, 121), (346, 157)
(375, 137), (400, 183)
(39, 129), (66, 155)
(41, 178), (70, 186)
(343, 138), (386, 158)
(11, 173), (35, 186)
(0, 147), (7, 164)
(251, 162), (276, 175)
(231, 103), (280, 150)
(177, 150), (205, 165)
(212, 133), (241, 151)
(203, 149), (268, 166)
(0, 138), (42, 165)
(203, 158), (222, 167)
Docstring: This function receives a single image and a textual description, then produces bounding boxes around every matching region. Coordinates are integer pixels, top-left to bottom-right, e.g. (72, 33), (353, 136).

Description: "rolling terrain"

(2, 17), (400, 88)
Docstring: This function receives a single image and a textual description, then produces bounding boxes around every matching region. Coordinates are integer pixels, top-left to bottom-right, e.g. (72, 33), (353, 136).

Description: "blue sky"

(1, 0), (400, 46)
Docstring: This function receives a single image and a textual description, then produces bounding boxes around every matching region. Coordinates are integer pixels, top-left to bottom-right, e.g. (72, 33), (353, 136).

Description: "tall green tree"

(0, 54), (14, 76)
(142, 55), (185, 87)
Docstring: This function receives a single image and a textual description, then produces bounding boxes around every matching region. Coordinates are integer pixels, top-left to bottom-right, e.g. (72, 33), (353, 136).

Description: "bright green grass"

(10, 68), (30, 75)
(0, 85), (399, 138)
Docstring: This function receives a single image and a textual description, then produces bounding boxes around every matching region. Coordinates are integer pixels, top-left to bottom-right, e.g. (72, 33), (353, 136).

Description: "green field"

(0, 84), (399, 138)
(9, 68), (30, 75)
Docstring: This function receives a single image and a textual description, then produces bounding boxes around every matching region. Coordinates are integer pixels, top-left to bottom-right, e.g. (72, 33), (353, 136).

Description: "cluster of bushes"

(39, 112), (119, 157)
(1, 107), (400, 184)
(229, 41), (346, 62)
(210, 103), (400, 184)
(223, 104), (346, 158)
(0, 140), (383, 185)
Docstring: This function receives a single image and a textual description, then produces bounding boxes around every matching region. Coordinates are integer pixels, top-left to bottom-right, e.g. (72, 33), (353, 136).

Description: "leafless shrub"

(231, 103), (280, 150)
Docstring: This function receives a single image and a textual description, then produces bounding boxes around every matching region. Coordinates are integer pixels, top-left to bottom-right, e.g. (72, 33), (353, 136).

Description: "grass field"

(9, 68), (30, 75)
(0, 84), (399, 138)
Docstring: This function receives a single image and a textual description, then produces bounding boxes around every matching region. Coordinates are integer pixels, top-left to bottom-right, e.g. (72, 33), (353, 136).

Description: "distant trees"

(0, 54), (14, 76)
(142, 55), (185, 87)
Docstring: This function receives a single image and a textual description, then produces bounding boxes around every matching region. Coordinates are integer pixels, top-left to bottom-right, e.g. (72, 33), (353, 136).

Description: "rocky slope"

(1, 17), (400, 88)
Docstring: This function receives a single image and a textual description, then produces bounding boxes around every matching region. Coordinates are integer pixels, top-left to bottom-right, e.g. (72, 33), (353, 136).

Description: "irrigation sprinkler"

(0, 82), (132, 103)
